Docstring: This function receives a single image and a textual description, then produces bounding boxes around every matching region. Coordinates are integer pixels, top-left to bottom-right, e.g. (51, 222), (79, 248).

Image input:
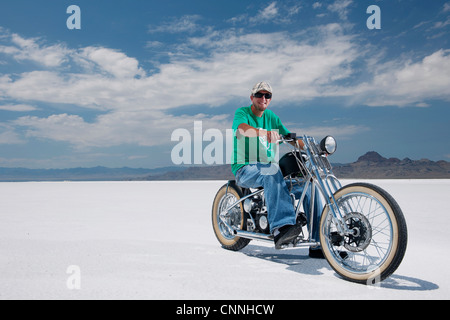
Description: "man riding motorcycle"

(231, 81), (323, 256)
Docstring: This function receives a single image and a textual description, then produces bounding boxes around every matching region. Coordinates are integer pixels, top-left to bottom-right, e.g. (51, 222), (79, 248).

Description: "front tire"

(212, 182), (251, 251)
(320, 183), (408, 284)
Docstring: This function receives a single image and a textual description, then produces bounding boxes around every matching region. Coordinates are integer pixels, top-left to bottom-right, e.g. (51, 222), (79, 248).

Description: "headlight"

(320, 136), (337, 155)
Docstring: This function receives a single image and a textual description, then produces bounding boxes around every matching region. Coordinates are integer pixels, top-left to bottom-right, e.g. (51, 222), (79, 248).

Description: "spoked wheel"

(212, 182), (251, 251)
(320, 183), (408, 284)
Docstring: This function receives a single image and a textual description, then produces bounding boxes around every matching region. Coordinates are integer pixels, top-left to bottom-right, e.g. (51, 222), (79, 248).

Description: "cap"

(251, 81), (273, 95)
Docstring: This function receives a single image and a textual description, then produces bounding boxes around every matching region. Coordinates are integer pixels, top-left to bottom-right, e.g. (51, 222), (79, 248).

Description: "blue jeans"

(235, 163), (323, 239)
(291, 181), (323, 242)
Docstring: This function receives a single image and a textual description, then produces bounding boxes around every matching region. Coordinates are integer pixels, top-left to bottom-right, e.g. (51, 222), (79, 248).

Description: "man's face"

(251, 90), (272, 113)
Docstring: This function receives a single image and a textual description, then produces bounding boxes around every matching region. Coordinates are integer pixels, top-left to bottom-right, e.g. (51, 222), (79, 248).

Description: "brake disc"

(342, 212), (372, 252)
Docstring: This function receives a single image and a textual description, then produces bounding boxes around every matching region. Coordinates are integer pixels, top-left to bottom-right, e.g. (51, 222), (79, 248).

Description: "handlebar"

(277, 132), (298, 143)
(284, 133), (297, 140)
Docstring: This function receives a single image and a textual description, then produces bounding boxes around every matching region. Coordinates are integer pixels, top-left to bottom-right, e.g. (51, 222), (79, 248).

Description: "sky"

(0, 0), (449, 169)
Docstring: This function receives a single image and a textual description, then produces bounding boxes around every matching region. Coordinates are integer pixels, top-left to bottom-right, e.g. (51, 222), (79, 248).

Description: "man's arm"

(237, 123), (305, 148)
(237, 123), (280, 143)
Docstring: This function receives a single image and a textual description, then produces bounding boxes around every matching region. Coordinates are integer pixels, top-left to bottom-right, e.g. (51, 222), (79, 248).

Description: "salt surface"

(0, 180), (448, 299)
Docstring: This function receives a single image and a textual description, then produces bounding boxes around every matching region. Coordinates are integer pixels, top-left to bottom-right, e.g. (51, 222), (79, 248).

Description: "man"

(231, 81), (324, 256)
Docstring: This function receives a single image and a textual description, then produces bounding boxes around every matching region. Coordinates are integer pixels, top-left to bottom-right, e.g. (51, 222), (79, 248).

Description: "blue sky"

(0, 0), (449, 169)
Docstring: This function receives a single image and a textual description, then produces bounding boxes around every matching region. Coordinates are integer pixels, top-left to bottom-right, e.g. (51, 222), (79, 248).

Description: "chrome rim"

(217, 193), (242, 240)
(323, 192), (394, 274)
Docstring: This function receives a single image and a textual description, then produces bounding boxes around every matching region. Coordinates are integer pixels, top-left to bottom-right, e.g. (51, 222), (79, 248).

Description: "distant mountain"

(332, 151), (450, 179)
(144, 151), (450, 180)
(0, 166), (184, 182)
(1, 152), (448, 181)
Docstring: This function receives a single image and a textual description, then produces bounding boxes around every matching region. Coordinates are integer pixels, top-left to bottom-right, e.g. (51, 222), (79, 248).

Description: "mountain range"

(143, 151), (450, 181)
(0, 152), (448, 182)
(0, 166), (184, 182)
(332, 151), (450, 179)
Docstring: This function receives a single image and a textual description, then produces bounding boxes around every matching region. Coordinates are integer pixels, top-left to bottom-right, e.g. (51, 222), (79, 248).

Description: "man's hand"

(267, 130), (281, 143)
(258, 129), (280, 143)
(297, 139), (305, 149)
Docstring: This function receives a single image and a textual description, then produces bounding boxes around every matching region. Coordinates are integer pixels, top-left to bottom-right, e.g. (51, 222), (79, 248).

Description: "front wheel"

(320, 183), (408, 284)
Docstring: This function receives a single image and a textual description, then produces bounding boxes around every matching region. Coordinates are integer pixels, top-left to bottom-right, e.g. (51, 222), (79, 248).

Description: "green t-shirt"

(231, 106), (290, 176)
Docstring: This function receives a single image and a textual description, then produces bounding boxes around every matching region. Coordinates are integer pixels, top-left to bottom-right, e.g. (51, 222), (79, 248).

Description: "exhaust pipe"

(234, 230), (320, 248)
(234, 230), (273, 242)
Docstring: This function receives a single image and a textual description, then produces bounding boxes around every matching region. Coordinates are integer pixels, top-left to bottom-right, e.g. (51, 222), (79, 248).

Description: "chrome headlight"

(320, 136), (337, 155)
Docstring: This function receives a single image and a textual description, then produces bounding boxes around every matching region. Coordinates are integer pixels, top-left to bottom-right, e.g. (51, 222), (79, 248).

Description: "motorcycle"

(212, 134), (408, 284)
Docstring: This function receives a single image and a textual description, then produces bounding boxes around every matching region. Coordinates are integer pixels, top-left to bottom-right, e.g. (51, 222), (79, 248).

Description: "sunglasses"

(253, 92), (272, 99)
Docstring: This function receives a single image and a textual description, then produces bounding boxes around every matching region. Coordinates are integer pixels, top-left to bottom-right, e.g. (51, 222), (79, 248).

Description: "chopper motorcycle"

(212, 134), (408, 284)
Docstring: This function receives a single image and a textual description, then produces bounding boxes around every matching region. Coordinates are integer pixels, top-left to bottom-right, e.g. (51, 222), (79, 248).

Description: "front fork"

(310, 173), (352, 238)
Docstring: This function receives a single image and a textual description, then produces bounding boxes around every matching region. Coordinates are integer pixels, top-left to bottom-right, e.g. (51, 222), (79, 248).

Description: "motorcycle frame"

(220, 135), (350, 248)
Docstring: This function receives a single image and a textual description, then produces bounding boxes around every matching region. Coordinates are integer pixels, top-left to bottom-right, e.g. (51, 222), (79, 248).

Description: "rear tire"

(320, 183), (408, 284)
(212, 182), (251, 251)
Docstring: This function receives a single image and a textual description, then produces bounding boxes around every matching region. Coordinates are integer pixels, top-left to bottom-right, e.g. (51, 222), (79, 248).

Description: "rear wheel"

(212, 182), (251, 251)
(320, 183), (408, 284)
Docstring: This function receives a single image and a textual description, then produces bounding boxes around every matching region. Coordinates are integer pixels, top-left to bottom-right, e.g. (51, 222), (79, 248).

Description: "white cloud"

(146, 41), (164, 49)
(1, 24), (360, 112)
(1, 23), (449, 150)
(229, 2), (301, 25)
(354, 49), (450, 107)
(433, 17), (450, 29)
(170, 24), (359, 104)
(443, 2), (450, 13)
(327, 0), (353, 20)
(0, 71), (101, 109)
(79, 47), (145, 79)
(14, 112), (230, 149)
(254, 2), (278, 21)
(0, 104), (37, 111)
(0, 124), (25, 144)
(0, 131), (24, 144)
(148, 15), (202, 34)
(0, 33), (69, 67)
(0, 23), (364, 148)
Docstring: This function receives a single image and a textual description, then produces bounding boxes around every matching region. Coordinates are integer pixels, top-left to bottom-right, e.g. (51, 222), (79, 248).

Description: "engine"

(243, 194), (270, 234)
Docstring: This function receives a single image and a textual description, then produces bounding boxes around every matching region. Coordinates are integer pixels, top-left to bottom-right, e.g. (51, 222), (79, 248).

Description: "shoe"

(309, 247), (325, 259)
(274, 225), (301, 250)
(309, 247), (349, 260)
